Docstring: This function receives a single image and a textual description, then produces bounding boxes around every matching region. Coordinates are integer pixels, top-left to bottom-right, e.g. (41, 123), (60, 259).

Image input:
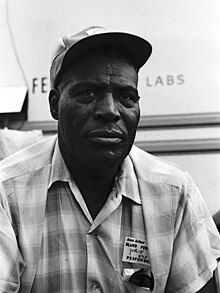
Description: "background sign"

(1, 0), (220, 121)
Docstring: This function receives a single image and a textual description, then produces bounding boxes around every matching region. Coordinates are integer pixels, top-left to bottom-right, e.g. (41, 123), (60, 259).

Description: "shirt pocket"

(123, 280), (152, 292)
(113, 271), (152, 293)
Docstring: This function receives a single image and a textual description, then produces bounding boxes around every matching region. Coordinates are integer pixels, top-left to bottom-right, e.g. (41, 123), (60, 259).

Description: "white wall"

(1, 0), (220, 120)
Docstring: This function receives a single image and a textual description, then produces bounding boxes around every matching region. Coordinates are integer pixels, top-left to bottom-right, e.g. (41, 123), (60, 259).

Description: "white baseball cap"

(50, 26), (152, 88)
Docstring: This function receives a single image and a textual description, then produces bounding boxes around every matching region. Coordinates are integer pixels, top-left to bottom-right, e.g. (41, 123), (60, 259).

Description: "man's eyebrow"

(69, 81), (138, 92)
(112, 84), (138, 93)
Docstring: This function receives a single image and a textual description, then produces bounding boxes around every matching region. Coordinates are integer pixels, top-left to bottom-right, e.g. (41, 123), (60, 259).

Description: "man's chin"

(83, 150), (126, 171)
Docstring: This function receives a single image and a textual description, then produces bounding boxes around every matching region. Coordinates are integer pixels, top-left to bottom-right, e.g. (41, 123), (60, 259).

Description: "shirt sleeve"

(165, 172), (220, 293)
(0, 183), (26, 292)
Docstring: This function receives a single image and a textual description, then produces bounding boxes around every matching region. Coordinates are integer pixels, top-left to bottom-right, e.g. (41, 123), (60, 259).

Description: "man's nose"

(94, 93), (120, 122)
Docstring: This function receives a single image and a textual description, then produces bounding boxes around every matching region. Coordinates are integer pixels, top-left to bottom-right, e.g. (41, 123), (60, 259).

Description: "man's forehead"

(63, 67), (138, 89)
(105, 63), (127, 73)
(58, 48), (138, 89)
(75, 60), (137, 84)
(77, 47), (138, 71)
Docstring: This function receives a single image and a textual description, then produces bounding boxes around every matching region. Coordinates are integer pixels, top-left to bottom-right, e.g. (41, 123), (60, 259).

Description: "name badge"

(122, 236), (150, 267)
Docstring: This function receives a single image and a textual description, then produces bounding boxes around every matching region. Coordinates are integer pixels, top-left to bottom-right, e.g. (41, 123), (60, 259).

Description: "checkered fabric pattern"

(0, 136), (220, 292)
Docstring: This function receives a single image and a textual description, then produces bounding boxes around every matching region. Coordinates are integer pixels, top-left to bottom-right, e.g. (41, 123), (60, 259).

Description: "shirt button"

(91, 283), (99, 290)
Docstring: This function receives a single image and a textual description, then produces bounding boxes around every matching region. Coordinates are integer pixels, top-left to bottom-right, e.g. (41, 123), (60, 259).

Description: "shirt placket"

(86, 193), (122, 292)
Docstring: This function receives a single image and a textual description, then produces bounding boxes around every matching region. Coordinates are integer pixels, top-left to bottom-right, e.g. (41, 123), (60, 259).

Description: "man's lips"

(87, 130), (123, 144)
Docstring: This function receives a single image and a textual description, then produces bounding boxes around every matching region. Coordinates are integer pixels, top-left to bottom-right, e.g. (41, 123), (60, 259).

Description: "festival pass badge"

(122, 236), (150, 267)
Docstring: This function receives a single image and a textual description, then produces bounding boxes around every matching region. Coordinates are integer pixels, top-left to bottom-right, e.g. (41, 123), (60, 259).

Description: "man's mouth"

(87, 130), (123, 144)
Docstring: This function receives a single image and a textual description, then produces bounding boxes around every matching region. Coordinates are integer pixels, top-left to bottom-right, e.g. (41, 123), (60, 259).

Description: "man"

(0, 26), (219, 292)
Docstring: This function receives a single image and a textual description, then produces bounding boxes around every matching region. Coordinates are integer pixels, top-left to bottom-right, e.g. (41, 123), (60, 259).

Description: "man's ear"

(49, 89), (60, 120)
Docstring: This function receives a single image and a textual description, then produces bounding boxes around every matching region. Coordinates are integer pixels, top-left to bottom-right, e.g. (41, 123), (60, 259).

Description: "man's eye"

(79, 89), (96, 98)
(75, 89), (97, 104)
(119, 93), (139, 106)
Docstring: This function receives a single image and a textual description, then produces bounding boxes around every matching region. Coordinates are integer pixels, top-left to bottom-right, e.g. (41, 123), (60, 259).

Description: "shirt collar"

(48, 139), (71, 188)
(48, 140), (141, 205)
(118, 156), (141, 205)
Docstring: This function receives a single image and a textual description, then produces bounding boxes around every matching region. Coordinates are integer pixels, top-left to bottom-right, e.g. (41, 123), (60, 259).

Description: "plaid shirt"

(0, 135), (220, 293)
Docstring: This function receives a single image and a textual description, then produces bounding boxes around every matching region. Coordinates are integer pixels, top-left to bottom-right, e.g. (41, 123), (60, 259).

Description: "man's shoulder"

(0, 135), (57, 182)
(130, 145), (186, 188)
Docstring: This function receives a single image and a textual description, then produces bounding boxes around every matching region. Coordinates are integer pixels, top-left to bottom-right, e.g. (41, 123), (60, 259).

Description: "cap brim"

(60, 32), (152, 76)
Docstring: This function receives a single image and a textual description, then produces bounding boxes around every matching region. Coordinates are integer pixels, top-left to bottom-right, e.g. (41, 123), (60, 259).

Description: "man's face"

(52, 52), (140, 170)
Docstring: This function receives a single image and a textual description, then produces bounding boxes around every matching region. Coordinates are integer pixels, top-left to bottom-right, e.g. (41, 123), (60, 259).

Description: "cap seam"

(50, 37), (68, 70)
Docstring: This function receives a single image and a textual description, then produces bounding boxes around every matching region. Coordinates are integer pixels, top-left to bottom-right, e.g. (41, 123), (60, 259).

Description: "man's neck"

(70, 162), (120, 219)
(59, 142), (120, 218)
